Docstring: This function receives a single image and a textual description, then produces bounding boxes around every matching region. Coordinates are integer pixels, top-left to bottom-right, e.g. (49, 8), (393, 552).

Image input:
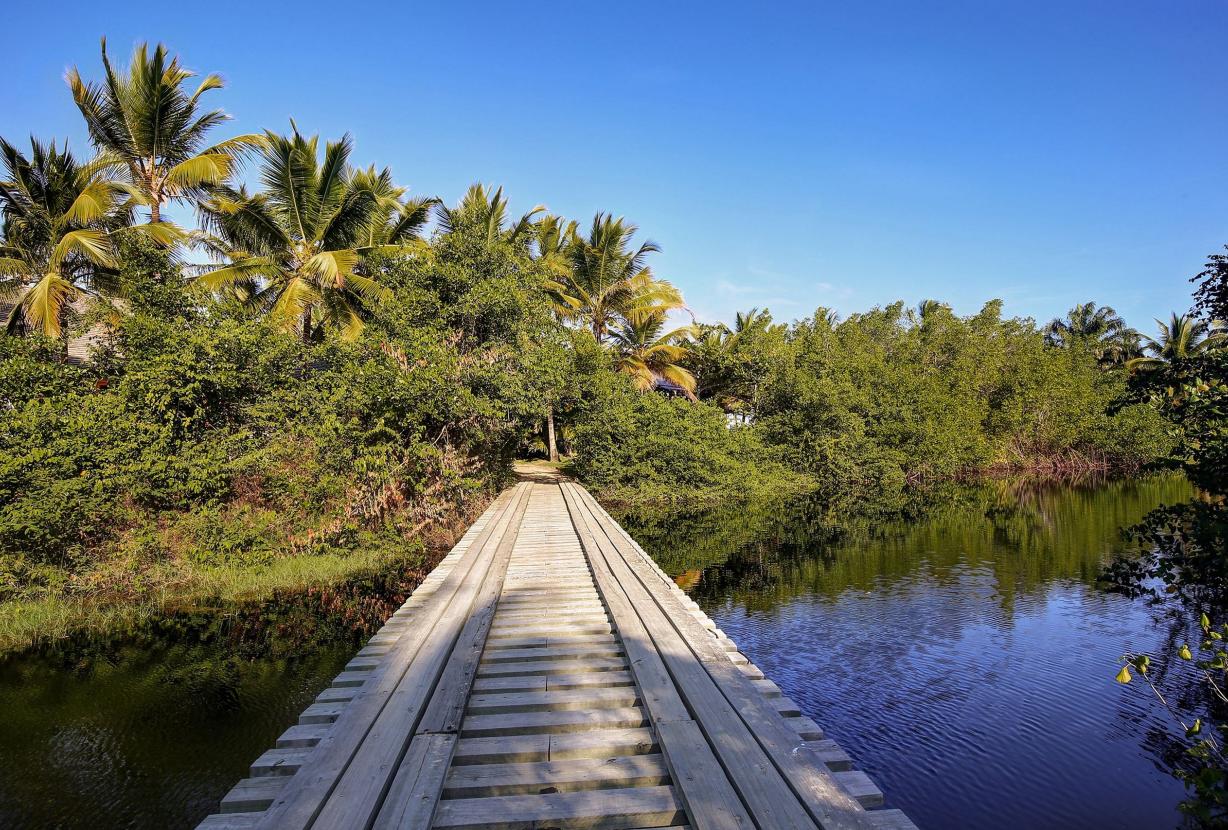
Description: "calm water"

(0, 569), (423, 829)
(623, 474), (1201, 830)
(0, 475), (1202, 829)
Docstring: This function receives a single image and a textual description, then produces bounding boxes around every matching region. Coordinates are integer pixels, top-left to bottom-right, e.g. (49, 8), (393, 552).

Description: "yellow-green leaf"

(1115, 665), (1133, 684)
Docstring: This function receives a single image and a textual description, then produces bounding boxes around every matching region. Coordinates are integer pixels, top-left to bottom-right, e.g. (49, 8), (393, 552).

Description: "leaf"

(1180, 644), (1193, 660)
(1115, 665), (1133, 684)
(1187, 718), (1203, 737)
(164, 153), (234, 189)
(50, 229), (117, 270)
(1202, 613), (1211, 631)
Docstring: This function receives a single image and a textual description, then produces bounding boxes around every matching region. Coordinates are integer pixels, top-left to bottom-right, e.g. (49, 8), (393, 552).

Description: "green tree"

(610, 309), (698, 397)
(1127, 313), (1226, 372)
(68, 39), (261, 225)
(0, 137), (138, 337)
(1045, 302), (1141, 367)
(194, 127), (391, 341)
(549, 213), (683, 341)
(436, 183), (542, 247)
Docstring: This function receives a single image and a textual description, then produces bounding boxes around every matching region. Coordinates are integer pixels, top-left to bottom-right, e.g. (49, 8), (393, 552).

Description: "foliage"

(1128, 313), (1227, 373)
(0, 137), (134, 337)
(194, 127), (392, 340)
(1117, 614), (1228, 825)
(1108, 246), (1228, 826)
(0, 38), (1190, 651)
(67, 38), (261, 225)
(570, 367), (811, 507)
(1046, 301), (1141, 367)
(751, 301), (1169, 499)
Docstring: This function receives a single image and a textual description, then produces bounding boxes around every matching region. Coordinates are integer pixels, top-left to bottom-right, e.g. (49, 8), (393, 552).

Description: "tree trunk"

(546, 407), (559, 462)
(150, 198), (160, 224)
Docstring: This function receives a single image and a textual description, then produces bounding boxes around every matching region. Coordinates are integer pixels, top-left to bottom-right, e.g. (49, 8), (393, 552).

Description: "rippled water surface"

(624, 474), (1198, 830)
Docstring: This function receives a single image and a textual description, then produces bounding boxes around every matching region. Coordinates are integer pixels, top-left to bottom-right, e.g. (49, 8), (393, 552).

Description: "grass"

(0, 497), (494, 655)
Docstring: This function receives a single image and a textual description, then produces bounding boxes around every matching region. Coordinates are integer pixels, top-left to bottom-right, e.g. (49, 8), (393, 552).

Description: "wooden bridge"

(198, 479), (916, 829)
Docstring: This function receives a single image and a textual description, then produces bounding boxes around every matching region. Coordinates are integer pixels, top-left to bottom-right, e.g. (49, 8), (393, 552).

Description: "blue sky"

(3, 1), (1226, 332)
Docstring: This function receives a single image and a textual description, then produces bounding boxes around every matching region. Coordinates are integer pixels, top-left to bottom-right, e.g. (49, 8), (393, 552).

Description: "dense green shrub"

(571, 369), (811, 506)
(753, 301), (1169, 496)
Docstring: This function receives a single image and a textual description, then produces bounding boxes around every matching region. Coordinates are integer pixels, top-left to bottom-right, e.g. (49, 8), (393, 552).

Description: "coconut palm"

(1046, 302), (1142, 368)
(0, 137), (137, 337)
(1127, 313), (1227, 372)
(194, 127), (392, 341)
(348, 165), (437, 248)
(436, 184), (543, 246)
(67, 38), (262, 225)
(1046, 302), (1127, 346)
(532, 214), (578, 281)
(549, 213), (684, 342)
(610, 309), (698, 398)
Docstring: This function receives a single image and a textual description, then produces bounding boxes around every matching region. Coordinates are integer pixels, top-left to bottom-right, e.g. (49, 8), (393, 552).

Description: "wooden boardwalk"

(198, 480), (916, 829)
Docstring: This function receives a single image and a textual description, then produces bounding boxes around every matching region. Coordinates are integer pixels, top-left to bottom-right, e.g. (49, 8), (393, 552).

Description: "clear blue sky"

(3, 1), (1226, 331)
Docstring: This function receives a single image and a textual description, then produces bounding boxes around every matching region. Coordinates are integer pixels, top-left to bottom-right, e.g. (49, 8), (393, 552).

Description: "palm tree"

(1127, 313), (1227, 372)
(68, 38), (262, 225)
(610, 309), (698, 398)
(348, 165), (437, 248)
(194, 127), (391, 341)
(436, 184), (543, 246)
(0, 137), (135, 337)
(532, 214), (578, 280)
(1046, 302), (1142, 368)
(1046, 302), (1126, 346)
(733, 307), (772, 336)
(549, 213), (683, 342)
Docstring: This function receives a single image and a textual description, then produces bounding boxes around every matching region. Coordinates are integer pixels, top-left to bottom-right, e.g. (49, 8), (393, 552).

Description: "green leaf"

(1180, 644), (1193, 660)
(1201, 613), (1211, 631)
(1115, 665), (1133, 684)
(1187, 718), (1203, 737)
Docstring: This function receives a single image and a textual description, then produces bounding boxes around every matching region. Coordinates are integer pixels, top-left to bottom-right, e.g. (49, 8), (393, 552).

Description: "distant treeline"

(0, 40), (1221, 635)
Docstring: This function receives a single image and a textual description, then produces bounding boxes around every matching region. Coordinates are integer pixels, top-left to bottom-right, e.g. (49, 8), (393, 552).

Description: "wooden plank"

(308, 486), (531, 829)
(442, 754), (671, 798)
(369, 733), (455, 830)
(476, 657), (627, 677)
(571, 484), (878, 830)
(370, 487), (538, 829)
(466, 686), (640, 715)
(251, 747), (311, 777)
(461, 706), (649, 737)
(480, 644), (624, 663)
(564, 484), (816, 830)
(562, 484), (754, 830)
(431, 785), (686, 830)
(221, 777), (288, 813)
(252, 484), (529, 830)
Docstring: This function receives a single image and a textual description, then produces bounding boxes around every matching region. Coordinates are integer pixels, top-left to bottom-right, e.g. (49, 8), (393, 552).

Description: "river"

(623, 472), (1199, 829)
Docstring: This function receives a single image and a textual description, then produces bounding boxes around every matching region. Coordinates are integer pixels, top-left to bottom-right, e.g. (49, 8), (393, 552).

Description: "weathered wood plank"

(563, 484), (755, 830)
(251, 484), (529, 830)
(442, 754), (671, 798)
(431, 785), (686, 830)
(564, 483), (817, 830)
(570, 483), (878, 830)
(307, 486), (531, 829)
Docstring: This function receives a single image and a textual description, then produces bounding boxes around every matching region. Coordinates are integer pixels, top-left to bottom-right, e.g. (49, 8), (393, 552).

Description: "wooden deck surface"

(197, 480), (917, 829)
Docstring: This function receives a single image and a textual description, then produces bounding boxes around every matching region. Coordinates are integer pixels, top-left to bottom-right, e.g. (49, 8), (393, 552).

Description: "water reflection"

(622, 474), (1198, 830)
(0, 564), (426, 829)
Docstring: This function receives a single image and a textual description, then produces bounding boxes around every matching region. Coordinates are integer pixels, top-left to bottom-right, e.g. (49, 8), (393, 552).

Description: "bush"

(571, 371), (811, 506)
